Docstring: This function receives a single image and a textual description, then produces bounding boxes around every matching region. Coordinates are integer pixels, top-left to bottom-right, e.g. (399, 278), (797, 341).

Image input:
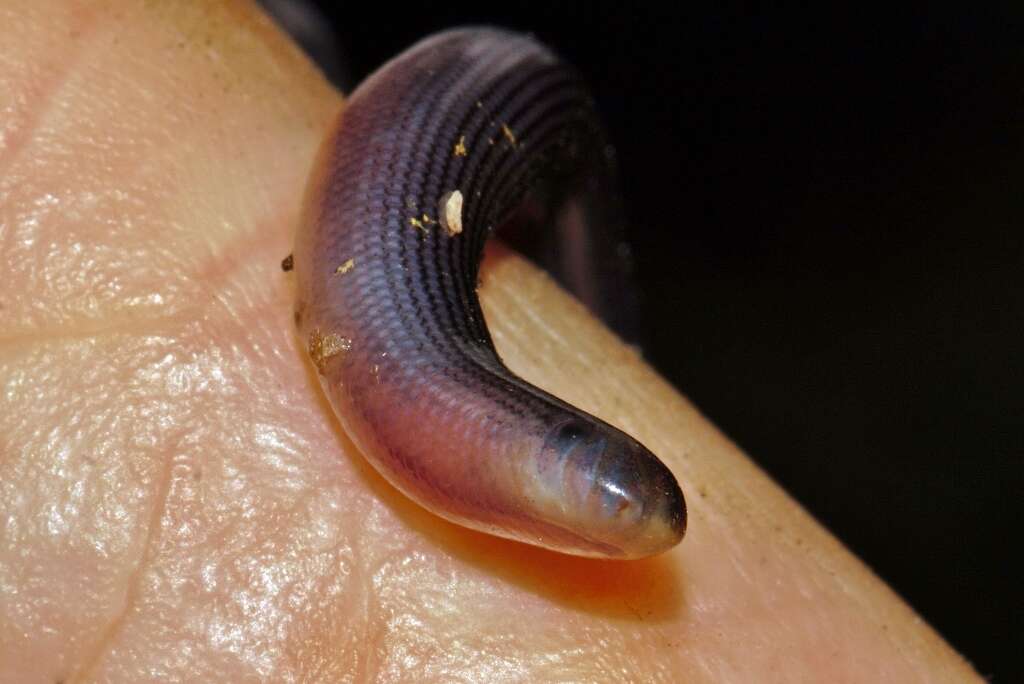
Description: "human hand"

(0, 2), (979, 681)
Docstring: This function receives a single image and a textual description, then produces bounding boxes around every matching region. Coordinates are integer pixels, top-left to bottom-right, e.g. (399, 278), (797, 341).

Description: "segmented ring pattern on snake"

(292, 28), (686, 559)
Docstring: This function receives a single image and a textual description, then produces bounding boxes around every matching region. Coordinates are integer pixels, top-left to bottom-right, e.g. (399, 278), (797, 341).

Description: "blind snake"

(291, 28), (686, 559)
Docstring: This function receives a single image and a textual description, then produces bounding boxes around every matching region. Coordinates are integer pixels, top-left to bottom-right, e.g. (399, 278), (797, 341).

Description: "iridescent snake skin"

(292, 28), (686, 558)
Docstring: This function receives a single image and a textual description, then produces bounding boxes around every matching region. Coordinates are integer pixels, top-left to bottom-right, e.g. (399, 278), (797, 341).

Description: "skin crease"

(0, 1), (980, 682)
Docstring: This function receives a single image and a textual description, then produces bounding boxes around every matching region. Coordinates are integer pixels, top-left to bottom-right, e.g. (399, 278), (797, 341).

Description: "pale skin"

(0, 2), (981, 682)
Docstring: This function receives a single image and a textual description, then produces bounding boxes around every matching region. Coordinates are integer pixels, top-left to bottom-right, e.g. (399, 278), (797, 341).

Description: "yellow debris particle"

(308, 328), (351, 374)
(453, 135), (467, 157)
(500, 123), (517, 146)
(410, 214), (437, 232)
(334, 258), (355, 276)
(438, 190), (464, 236)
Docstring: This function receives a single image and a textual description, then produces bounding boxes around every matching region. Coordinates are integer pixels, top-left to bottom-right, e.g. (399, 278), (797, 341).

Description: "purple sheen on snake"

(292, 28), (685, 559)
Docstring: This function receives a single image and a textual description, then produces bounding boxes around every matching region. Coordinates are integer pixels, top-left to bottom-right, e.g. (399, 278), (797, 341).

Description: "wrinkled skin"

(0, 2), (980, 682)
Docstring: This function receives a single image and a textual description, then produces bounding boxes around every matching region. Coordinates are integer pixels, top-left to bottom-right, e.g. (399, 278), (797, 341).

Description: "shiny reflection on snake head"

(532, 417), (686, 559)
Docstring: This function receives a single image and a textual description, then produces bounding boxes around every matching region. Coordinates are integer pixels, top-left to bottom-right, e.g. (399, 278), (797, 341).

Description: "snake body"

(292, 28), (686, 558)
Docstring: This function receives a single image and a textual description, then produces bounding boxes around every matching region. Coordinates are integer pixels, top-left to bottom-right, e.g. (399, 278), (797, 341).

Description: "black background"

(264, 2), (1022, 678)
